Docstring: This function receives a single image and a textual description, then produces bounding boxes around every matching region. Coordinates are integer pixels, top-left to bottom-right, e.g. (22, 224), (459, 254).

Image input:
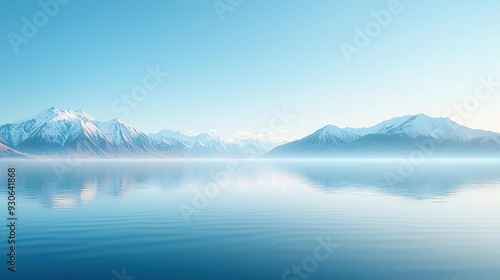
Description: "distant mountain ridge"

(148, 129), (275, 158)
(265, 114), (500, 158)
(1, 109), (499, 158)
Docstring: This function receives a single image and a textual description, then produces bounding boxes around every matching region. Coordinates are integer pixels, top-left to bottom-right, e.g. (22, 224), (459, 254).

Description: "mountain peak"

(406, 113), (440, 121)
(413, 113), (430, 117)
(29, 107), (96, 123)
(322, 124), (342, 130)
(110, 118), (125, 124)
(307, 124), (361, 144)
(265, 114), (500, 158)
(318, 124), (346, 136)
(197, 130), (219, 139)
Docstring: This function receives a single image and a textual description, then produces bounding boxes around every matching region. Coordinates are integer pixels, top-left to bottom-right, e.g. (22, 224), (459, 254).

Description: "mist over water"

(0, 160), (499, 280)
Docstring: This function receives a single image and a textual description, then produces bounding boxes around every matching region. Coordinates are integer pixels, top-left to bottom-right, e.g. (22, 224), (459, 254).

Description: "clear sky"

(1, 0), (500, 140)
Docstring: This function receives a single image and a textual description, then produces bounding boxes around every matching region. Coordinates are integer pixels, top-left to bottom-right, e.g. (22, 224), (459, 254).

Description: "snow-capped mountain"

(149, 129), (196, 147)
(268, 124), (362, 155)
(0, 107), (190, 158)
(149, 129), (277, 157)
(231, 138), (279, 157)
(359, 114), (497, 141)
(0, 107), (277, 158)
(2, 110), (498, 158)
(266, 114), (500, 158)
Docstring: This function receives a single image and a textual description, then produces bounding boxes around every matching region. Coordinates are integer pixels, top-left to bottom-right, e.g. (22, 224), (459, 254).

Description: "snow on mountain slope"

(149, 129), (194, 146)
(0, 108), (187, 157)
(3, 108), (498, 158)
(266, 114), (500, 158)
(21, 107), (95, 123)
(265, 125), (360, 156)
(189, 132), (257, 157)
(150, 129), (277, 157)
(0, 108), (279, 158)
(0, 121), (36, 147)
(360, 114), (496, 141)
(153, 138), (194, 157)
(0, 107), (100, 147)
(316, 125), (362, 143)
(97, 119), (146, 145)
(231, 138), (278, 156)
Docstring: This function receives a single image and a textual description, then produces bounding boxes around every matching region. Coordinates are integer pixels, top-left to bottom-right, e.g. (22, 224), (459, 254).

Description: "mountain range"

(0, 107), (276, 158)
(0, 108), (499, 158)
(265, 114), (500, 158)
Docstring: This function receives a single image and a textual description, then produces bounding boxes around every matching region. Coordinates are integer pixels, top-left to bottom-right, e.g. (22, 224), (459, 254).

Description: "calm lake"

(0, 160), (499, 280)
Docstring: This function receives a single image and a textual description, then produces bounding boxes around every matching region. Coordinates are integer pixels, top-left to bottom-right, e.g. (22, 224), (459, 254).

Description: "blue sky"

(1, 0), (500, 140)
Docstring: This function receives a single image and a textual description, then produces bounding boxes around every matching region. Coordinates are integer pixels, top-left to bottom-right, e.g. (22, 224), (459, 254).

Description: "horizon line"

(2, 107), (500, 139)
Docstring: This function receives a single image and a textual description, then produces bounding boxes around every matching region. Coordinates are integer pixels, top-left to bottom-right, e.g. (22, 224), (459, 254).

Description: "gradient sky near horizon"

(1, 0), (500, 140)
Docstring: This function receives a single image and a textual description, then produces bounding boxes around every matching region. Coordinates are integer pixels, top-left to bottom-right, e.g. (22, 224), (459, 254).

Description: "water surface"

(0, 160), (499, 280)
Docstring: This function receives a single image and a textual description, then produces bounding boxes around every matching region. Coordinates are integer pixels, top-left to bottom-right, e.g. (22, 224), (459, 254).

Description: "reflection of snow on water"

(80, 180), (97, 202)
(52, 195), (77, 208)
